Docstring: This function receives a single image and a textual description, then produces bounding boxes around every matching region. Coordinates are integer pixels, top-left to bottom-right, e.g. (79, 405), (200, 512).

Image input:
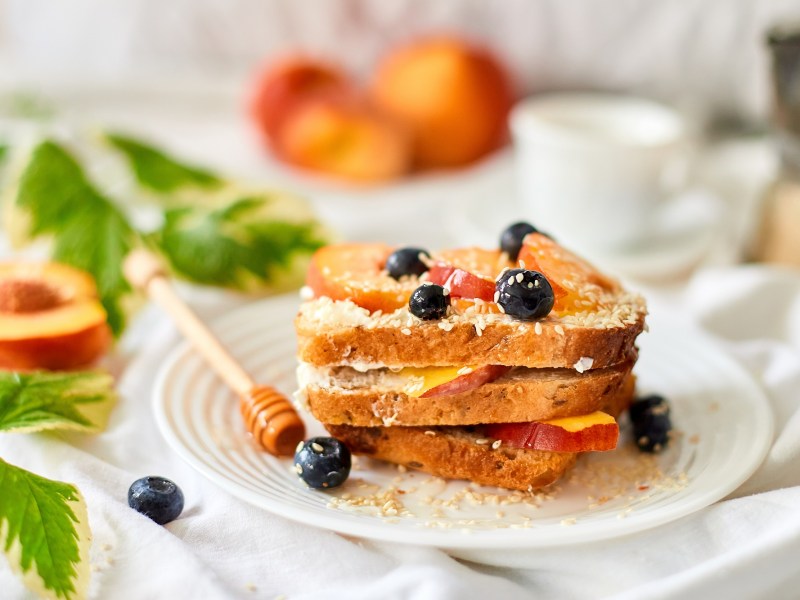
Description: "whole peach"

(249, 58), (353, 147)
(371, 37), (514, 169)
(276, 97), (412, 183)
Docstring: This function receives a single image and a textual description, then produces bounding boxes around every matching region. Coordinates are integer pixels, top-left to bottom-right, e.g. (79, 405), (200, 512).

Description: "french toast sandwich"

(294, 224), (646, 490)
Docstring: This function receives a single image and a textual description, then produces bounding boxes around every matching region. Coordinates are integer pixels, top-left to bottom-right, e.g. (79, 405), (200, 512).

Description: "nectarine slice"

(306, 243), (417, 313)
(428, 247), (512, 301)
(0, 262), (111, 370)
(518, 233), (618, 314)
(419, 365), (511, 398)
(485, 411), (619, 453)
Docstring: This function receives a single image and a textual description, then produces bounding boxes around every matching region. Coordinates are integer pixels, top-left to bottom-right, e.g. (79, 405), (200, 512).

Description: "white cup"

(510, 94), (688, 254)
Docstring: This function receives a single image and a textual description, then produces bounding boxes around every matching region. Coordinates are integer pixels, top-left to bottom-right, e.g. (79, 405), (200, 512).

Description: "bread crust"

(296, 312), (645, 369)
(305, 363), (635, 426)
(327, 424), (578, 491)
(324, 374), (634, 491)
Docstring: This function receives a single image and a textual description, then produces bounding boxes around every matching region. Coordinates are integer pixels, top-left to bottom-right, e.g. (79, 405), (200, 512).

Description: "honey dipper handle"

(123, 249), (255, 397)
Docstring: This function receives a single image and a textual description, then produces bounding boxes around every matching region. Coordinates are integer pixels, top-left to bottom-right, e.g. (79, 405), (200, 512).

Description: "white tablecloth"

(2, 263), (800, 600)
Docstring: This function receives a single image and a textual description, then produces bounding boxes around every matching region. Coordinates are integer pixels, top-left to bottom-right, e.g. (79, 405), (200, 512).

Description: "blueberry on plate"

(495, 268), (554, 320)
(629, 394), (672, 453)
(500, 222), (538, 261)
(128, 476), (184, 525)
(386, 247), (430, 279)
(294, 437), (352, 489)
(409, 283), (450, 320)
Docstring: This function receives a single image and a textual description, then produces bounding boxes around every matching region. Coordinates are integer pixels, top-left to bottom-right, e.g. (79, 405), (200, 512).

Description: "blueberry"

(500, 222), (538, 261)
(128, 476), (184, 525)
(409, 283), (450, 320)
(495, 268), (554, 320)
(294, 437), (351, 489)
(386, 247), (430, 279)
(629, 395), (672, 453)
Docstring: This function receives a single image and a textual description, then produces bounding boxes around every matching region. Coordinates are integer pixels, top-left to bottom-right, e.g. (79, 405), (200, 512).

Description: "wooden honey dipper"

(123, 249), (305, 457)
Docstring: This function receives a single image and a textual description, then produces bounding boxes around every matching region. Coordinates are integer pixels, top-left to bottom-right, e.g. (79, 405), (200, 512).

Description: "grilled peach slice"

(0, 262), (111, 370)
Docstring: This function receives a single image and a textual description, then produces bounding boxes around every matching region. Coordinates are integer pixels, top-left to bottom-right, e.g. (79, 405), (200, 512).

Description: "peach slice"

(433, 247), (512, 279)
(420, 365), (511, 398)
(428, 247), (512, 301)
(0, 262), (111, 370)
(306, 243), (416, 313)
(427, 266), (495, 302)
(485, 411), (619, 453)
(518, 233), (618, 314)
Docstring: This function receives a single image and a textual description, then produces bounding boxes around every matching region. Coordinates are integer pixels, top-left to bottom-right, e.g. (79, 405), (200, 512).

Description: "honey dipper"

(123, 249), (305, 457)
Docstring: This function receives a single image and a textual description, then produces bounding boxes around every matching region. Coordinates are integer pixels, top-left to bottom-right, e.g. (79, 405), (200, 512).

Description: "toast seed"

(555, 325), (565, 336)
(492, 440), (502, 450)
(515, 273), (524, 283)
(424, 430), (436, 436)
(295, 441), (305, 454)
(534, 322), (543, 335)
(475, 438), (490, 445)
(493, 291), (500, 302)
(507, 276), (515, 286)
(311, 442), (324, 453)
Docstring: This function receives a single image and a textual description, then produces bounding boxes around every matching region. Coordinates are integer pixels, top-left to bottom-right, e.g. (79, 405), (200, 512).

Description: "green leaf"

(12, 140), (137, 335)
(0, 459), (90, 600)
(0, 370), (116, 434)
(105, 132), (221, 194)
(0, 143), (7, 165)
(154, 195), (326, 288)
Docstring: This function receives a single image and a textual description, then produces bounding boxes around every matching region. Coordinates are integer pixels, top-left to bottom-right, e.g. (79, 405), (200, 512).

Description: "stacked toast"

(294, 226), (646, 490)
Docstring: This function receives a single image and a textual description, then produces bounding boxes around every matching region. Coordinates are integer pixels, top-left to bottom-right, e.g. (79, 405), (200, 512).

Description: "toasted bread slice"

(296, 294), (645, 369)
(300, 361), (635, 426)
(327, 423), (577, 490)
(325, 377), (634, 491)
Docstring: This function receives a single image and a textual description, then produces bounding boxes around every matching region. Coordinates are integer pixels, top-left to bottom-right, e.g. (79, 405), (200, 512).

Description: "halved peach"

(485, 411), (619, 453)
(306, 243), (416, 313)
(0, 262), (111, 370)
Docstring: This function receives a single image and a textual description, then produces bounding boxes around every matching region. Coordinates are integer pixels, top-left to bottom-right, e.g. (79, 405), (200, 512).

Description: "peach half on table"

(0, 262), (111, 370)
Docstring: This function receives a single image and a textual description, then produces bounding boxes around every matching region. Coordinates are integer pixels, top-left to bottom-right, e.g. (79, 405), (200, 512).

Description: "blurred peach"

(248, 58), (353, 146)
(371, 37), (514, 169)
(275, 97), (412, 183)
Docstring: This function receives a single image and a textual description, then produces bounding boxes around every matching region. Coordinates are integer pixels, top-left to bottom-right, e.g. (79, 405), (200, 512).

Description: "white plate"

(153, 295), (772, 565)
